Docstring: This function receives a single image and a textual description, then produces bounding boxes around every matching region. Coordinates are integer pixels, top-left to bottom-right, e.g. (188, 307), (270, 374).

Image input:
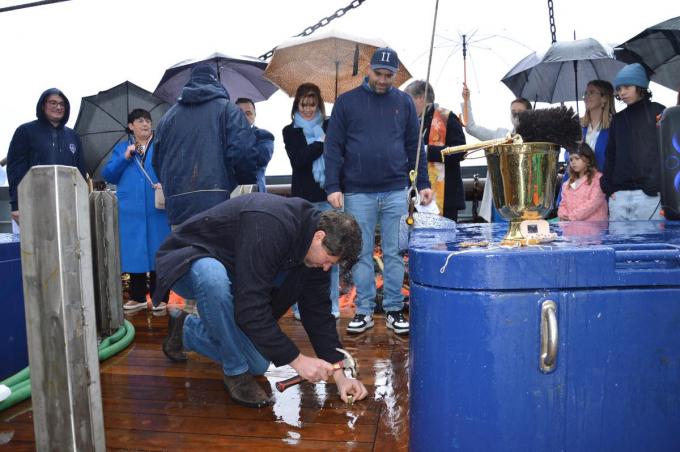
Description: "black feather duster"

(515, 106), (581, 150)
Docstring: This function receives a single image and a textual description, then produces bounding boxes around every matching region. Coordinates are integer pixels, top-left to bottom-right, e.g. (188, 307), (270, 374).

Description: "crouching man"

(153, 193), (368, 408)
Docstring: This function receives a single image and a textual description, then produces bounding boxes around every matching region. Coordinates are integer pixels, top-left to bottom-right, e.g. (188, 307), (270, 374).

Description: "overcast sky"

(0, 0), (677, 175)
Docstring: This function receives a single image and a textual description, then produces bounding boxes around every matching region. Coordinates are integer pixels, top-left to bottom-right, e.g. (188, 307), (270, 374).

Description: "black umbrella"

(153, 52), (278, 104)
(501, 38), (625, 114)
(74, 81), (169, 180)
(615, 16), (680, 90)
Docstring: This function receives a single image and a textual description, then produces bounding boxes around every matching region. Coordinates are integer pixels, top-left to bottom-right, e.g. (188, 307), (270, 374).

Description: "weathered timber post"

(89, 190), (123, 336)
(19, 165), (105, 451)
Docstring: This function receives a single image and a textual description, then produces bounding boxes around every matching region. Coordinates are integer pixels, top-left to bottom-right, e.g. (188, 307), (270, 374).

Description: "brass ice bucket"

(485, 142), (559, 242)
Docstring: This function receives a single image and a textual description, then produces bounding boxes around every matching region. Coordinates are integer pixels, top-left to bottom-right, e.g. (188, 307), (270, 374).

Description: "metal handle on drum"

(539, 300), (558, 373)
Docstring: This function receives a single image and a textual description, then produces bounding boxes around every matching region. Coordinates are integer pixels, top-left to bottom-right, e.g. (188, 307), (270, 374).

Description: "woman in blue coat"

(557, 80), (614, 206)
(103, 109), (170, 311)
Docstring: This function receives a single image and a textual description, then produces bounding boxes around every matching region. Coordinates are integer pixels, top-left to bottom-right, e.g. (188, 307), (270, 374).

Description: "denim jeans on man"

(344, 189), (407, 315)
(172, 257), (270, 377)
(608, 189), (663, 221)
(291, 200), (340, 317)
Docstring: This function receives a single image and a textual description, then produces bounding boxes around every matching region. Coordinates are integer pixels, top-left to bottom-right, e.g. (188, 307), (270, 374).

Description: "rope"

(406, 0), (440, 226)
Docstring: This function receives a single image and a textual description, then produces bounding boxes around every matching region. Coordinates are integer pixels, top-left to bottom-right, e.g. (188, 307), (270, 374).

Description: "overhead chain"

(547, 0), (557, 43)
(258, 0), (367, 60)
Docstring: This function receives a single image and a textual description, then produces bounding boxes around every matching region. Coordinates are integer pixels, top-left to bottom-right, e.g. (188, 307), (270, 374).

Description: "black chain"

(258, 0), (367, 60)
(547, 0), (557, 43)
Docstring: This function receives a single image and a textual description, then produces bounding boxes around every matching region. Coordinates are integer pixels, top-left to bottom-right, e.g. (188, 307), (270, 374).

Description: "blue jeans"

(345, 189), (407, 316)
(609, 190), (663, 221)
(291, 201), (340, 317)
(172, 257), (270, 377)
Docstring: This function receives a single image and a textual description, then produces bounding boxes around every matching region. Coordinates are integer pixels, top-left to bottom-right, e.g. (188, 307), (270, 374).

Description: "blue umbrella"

(153, 52), (278, 104)
(501, 38), (625, 113)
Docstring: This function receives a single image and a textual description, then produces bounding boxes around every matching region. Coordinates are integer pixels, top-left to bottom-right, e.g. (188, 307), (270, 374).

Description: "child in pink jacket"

(558, 143), (608, 221)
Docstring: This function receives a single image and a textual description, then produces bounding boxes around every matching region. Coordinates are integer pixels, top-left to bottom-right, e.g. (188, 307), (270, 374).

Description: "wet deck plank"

(0, 308), (410, 450)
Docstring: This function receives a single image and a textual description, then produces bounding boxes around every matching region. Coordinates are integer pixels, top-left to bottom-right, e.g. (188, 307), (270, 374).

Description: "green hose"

(0, 319), (136, 412)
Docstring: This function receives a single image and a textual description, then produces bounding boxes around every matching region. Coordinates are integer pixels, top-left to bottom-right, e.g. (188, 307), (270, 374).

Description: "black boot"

(223, 373), (271, 408)
(162, 311), (188, 362)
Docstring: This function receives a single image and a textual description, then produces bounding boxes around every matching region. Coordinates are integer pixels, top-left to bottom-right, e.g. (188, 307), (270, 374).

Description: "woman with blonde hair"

(557, 80), (615, 206)
(580, 79), (615, 170)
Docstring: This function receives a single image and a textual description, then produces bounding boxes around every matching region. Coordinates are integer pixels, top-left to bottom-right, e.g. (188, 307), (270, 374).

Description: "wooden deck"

(0, 307), (410, 451)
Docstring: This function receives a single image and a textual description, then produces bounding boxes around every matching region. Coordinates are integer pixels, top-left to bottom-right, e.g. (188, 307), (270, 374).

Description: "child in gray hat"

(599, 63), (666, 220)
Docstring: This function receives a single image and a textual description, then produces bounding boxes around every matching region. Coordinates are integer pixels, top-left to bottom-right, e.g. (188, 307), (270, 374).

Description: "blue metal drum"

(409, 221), (680, 452)
(0, 233), (27, 380)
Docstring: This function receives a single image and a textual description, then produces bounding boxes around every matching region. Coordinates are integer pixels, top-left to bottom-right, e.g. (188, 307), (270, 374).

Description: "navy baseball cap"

(370, 47), (399, 73)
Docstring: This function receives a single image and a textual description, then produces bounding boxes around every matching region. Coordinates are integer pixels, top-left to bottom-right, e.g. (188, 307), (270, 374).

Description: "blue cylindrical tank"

(409, 221), (680, 452)
(0, 234), (27, 380)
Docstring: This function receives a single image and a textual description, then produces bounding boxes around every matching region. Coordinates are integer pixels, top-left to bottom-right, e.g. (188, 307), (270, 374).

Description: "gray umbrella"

(615, 16), (680, 90)
(74, 81), (169, 180)
(153, 52), (278, 104)
(501, 38), (625, 113)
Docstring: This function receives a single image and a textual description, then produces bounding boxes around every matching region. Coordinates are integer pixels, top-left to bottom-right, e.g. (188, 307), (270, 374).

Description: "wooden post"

(89, 190), (123, 336)
(19, 165), (105, 451)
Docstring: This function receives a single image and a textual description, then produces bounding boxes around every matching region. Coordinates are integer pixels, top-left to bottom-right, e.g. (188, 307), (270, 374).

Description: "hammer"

(276, 348), (357, 392)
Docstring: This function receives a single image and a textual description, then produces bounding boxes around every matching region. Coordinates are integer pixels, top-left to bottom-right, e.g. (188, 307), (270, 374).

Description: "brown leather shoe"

(162, 311), (188, 362)
(223, 373), (271, 408)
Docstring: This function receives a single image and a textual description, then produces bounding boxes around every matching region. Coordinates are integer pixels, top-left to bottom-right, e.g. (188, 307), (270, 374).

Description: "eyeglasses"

(46, 100), (66, 108)
(582, 91), (603, 99)
(299, 102), (317, 110)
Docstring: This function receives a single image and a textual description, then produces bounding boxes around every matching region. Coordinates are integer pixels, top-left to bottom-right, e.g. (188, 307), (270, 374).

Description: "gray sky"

(0, 0), (677, 174)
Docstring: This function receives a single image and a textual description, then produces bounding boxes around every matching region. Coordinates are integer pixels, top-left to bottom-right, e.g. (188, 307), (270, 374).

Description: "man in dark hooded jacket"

(154, 193), (368, 408)
(152, 63), (274, 227)
(7, 88), (85, 225)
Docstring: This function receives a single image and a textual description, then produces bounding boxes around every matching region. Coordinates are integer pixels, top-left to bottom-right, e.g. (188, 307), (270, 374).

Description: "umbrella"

(263, 30), (412, 101)
(501, 38), (625, 113)
(74, 81), (170, 180)
(153, 52), (278, 104)
(615, 16), (680, 90)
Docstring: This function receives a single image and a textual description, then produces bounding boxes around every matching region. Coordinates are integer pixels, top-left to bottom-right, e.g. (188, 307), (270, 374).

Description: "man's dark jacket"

(600, 97), (666, 197)
(7, 88), (85, 210)
(152, 70), (274, 225)
(422, 104), (467, 218)
(152, 193), (343, 366)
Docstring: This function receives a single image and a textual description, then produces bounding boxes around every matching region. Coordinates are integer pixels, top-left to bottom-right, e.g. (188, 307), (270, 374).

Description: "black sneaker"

(162, 311), (189, 362)
(385, 310), (409, 335)
(346, 313), (374, 334)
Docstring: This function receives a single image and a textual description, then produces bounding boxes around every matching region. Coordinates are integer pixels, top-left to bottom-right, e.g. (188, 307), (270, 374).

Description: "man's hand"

(334, 369), (368, 403)
(327, 192), (344, 209)
(419, 188), (433, 206)
(290, 353), (334, 383)
(11, 210), (19, 225)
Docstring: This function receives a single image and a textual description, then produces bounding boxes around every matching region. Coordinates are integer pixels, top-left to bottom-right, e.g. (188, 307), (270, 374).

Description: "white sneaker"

(385, 310), (409, 335)
(152, 301), (167, 311)
(346, 314), (374, 334)
(0, 384), (10, 402)
(123, 300), (147, 311)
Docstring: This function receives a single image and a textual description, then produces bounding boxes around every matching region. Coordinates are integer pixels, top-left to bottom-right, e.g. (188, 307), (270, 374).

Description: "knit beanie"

(613, 63), (649, 89)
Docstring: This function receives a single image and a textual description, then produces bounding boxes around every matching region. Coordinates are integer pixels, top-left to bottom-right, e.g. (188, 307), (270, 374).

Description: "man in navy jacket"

(325, 47), (432, 336)
(153, 64), (274, 227)
(235, 97), (274, 193)
(7, 88), (86, 225)
(154, 193), (368, 408)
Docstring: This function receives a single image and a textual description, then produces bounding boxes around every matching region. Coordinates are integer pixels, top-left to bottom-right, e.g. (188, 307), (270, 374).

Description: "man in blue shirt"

(235, 97), (274, 193)
(325, 47), (432, 336)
